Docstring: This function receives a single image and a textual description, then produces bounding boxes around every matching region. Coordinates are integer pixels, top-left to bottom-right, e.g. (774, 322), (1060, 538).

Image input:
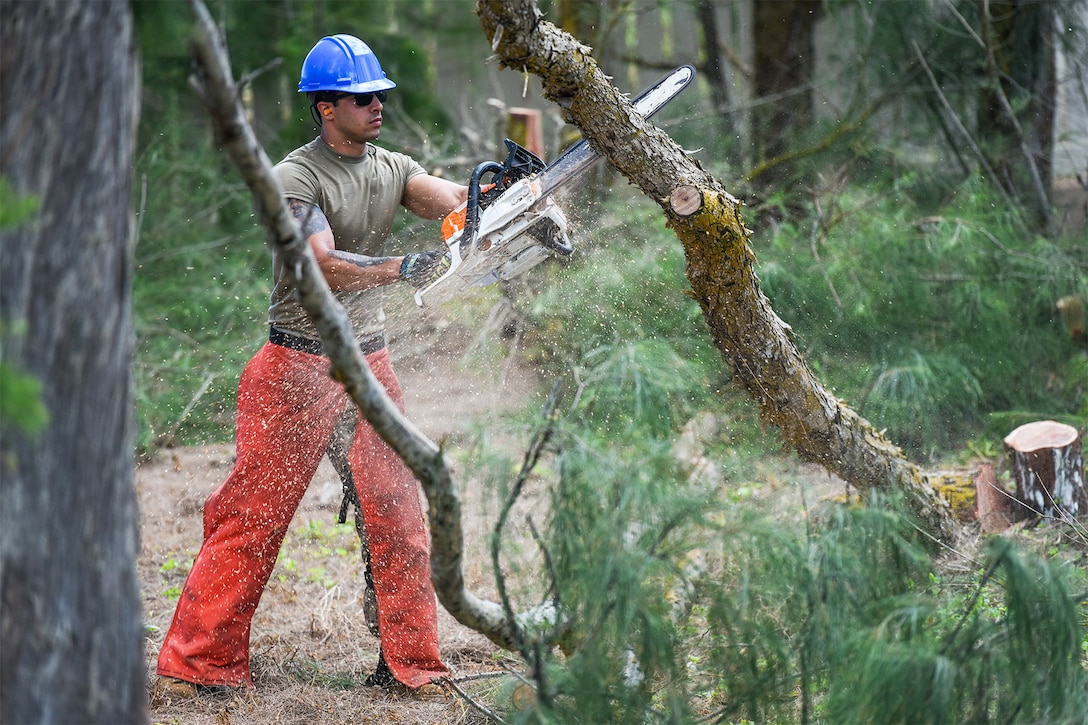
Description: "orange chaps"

(156, 341), (447, 688)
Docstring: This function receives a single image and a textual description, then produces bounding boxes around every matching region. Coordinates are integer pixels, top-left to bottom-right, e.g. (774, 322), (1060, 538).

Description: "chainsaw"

(414, 65), (696, 308)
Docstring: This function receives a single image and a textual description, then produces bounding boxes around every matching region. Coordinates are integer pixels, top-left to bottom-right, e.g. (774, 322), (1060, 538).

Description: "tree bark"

(475, 0), (956, 542)
(694, 0), (740, 154)
(0, 2), (146, 723)
(1004, 420), (1086, 521)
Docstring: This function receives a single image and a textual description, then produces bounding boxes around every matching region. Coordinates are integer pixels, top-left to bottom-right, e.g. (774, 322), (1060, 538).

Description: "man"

(153, 34), (466, 702)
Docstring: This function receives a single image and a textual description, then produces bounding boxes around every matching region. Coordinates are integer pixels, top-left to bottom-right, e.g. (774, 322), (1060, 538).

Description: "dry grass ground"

(139, 443), (516, 725)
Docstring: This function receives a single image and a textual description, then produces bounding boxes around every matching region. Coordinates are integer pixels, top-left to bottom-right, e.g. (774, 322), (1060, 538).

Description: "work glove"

(399, 250), (451, 289)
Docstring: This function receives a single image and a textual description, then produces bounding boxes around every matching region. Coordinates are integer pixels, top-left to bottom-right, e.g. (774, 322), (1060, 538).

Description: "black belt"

(269, 326), (385, 357)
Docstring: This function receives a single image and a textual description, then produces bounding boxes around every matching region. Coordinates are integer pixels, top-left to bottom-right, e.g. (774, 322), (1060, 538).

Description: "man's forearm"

(321, 251), (404, 291)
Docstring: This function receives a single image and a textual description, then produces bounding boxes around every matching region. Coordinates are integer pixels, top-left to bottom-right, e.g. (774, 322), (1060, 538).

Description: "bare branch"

(743, 91), (888, 187)
(910, 39), (1023, 222)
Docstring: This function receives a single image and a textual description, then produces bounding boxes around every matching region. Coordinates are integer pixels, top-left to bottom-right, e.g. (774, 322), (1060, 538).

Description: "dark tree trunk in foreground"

(0, 2), (146, 723)
(475, 0), (956, 542)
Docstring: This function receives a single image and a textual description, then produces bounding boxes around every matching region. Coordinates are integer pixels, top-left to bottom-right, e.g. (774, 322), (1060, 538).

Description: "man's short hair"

(308, 90), (345, 106)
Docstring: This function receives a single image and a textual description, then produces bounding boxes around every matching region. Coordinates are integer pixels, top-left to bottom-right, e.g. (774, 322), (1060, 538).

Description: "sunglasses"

(334, 91), (388, 107)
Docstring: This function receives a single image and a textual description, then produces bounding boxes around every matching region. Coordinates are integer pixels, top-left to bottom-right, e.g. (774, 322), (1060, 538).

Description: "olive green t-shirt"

(270, 139), (425, 341)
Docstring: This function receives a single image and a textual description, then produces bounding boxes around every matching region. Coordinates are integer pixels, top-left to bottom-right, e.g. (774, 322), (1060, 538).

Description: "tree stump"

(1003, 421), (1086, 520)
(507, 107), (544, 158)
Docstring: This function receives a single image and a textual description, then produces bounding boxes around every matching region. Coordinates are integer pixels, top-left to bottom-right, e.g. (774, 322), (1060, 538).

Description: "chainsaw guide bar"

(415, 65), (695, 309)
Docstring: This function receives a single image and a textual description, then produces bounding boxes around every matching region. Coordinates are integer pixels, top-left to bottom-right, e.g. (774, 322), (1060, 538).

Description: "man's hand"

(399, 250), (451, 289)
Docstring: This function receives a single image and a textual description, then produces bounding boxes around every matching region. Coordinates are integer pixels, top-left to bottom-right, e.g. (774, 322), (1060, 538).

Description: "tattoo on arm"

(328, 250), (398, 269)
(287, 198), (396, 273)
(288, 198), (329, 239)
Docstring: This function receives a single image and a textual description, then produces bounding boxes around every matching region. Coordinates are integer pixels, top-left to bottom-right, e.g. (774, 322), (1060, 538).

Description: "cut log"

(669, 185), (702, 216)
(1003, 420), (1086, 521)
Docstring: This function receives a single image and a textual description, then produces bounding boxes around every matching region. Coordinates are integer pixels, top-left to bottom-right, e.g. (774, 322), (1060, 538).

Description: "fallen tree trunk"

(475, 0), (956, 542)
(1004, 420), (1086, 521)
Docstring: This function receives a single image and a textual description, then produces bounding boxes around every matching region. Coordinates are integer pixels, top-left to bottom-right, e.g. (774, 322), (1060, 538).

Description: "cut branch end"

(670, 185), (702, 216)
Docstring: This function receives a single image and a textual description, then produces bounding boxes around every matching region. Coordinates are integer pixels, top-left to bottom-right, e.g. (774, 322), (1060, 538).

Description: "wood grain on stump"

(1003, 420), (1086, 520)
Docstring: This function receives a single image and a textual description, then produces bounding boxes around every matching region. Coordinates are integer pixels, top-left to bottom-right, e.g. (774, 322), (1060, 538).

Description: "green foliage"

(491, 169), (1087, 720)
(0, 177), (38, 228)
(861, 349), (982, 454)
(511, 414), (710, 722)
(520, 196), (722, 439)
(477, 375), (1088, 722)
(572, 340), (706, 440)
(131, 3), (305, 453)
(0, 182), (49, 441)
(521, 178), (1084, 460)
(132, 135), (269, 453)
(820, 536), (1088, 723)
(696, 497), (939, 723)
(757, 175), (1088, 457)
(548, 200), (712, 354)
(0, 360), (49, 440)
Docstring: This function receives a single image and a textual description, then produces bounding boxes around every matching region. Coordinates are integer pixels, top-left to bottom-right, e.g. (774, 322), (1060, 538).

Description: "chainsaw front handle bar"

(462, 161), (505, 253)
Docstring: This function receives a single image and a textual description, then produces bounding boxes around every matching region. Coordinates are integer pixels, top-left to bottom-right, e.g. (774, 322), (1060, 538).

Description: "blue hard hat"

(298, 34), (396, 94)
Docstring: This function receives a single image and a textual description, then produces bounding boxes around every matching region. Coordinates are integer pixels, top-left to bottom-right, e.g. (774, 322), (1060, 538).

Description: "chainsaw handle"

(462, 161), (504, 252)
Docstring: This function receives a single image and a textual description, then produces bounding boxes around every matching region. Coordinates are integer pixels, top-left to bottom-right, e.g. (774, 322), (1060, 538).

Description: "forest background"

(133, 0), (1087, 461)
(100, 0), (1088, 721)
